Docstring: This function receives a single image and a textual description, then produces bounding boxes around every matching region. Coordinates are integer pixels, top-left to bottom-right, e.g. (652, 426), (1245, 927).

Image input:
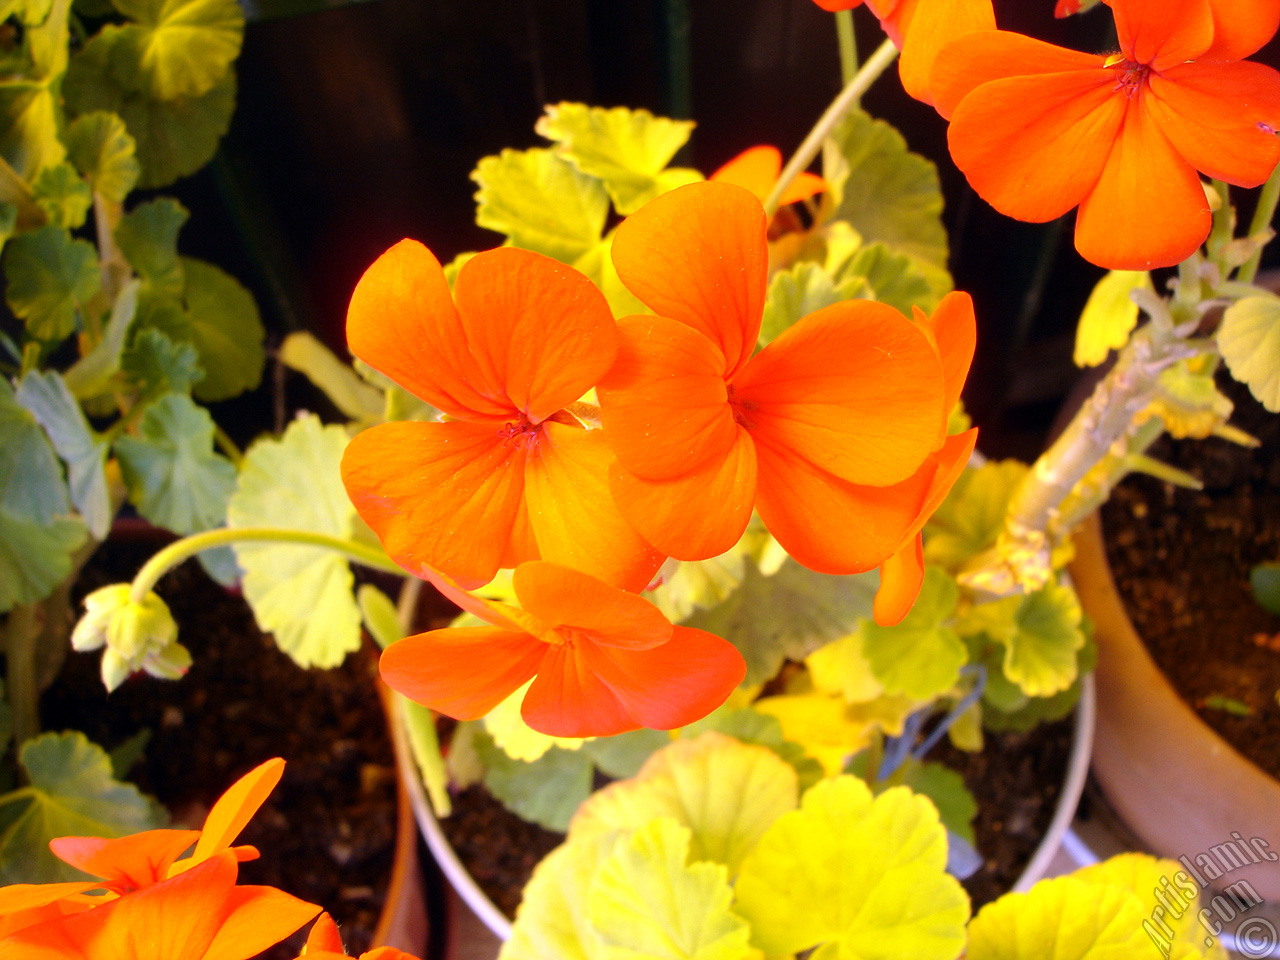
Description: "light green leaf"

(227, 414), (362, 668)
(472, 147), (610, 264)
(535, 102), (701, 215)
(120, 325), (204, 394)
(477, 732), (594, 833)
(0, 510), (87, 611)
(0, 731), (166, 883)
(582, 729), (670, 780)
(179, 257), (264, 401)
(1073, 270), (1149, 367)
(683, 558), (877, 686)
(588, 818), (753, 960)
(1147, 359), (1234, 441)
(23, 0), (70, 77)
(110, 0), (244, 100)
(0, 80), (64, 182)
(31, 163), (93, 229)
(570, 732), (797, 876)
(64, 111), (141, 204)
(735, 777), (969, 960)
(648, 520), (778, 623)
(280, 331), (384, 422)
(64, 280), (142, 399)
(396, 694), (451, 817)
(115, 197), (188, 299)
(571, 234), (648, 318)
(760, 260), (868, 346)
(842, 241), (936, 317)
(113, 392), (234, 535)
(352, 358), (440, 423)
(1000, 584), (1085, 698)
(356, 583), (402, 650)
(3, 224), (101, 341)
(680, 705), (825, 792)
(15, 370), (112, 538)
(0, 376), (71, 521)
(484, 680), (591, 764)
(861, 568), (965, 700)
(979, 627), (1096, 733)
(896, 760), (977, 847)
(1219, 294), (1280, 413)
(924, 460), (1029, 573)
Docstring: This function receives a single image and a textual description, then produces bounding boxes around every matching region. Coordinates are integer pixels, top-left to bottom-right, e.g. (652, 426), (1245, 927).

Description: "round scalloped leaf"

(570, 732), (797, 876)
(180, 256), (264, 402)
(0, 510), (87, 612)
(1219, 295), (1280, 413)
(0, 81), (65, 182)
(1073, 270), (1149, 367)
(1000, 583), (1085, 698)
(110, 0), (244, 101)
(116, 197), (188, 299)
(0, 375), (71, 522)
(588, 818), (753, 960)
(64, 111), (141, 204)
(861, 567), (965, 700)
(476, 731), (595, 833)
(735, 777), (969, 959)
(3, 224), (101, 342)
(31, 163), (93, 229)
(227, 414), (362, 668)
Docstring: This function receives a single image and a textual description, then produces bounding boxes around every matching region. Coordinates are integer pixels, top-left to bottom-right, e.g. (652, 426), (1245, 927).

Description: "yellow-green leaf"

(735, 777), (969, 959)
(760, 260), (869, 346)
(31, 163), (93, 230)
(1219, 294), (1280, 413)
(180, 257), (265, 402)
(64, 111), (141, 204)
(805, 629), (882, 703)
(1073, 270), (1149, 367)
(485, 680), (591, 763)
(924, 460), (1029, 573)
(649, 520), (779, 624)
(0, 510), (87, 611)
(861, 568), (965, 700)
(1000, 583), (1085, 698)
(3, 224), (101, 341)
(536, 102), (701, 215)
(280, 331), (385, 423)
(111, 0), (244, 100)
(0, 80), (64, 182)
(842, 240), (937, 316)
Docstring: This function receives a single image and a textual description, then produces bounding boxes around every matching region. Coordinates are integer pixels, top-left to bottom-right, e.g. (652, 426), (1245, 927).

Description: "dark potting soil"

(438, 715), (1075, 917)
(1101, 376), (1280, 779)
(40, 537), (398, 960)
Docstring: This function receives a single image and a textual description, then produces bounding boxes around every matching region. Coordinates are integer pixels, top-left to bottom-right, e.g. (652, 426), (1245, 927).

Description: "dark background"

(177, 0), (1280, 461)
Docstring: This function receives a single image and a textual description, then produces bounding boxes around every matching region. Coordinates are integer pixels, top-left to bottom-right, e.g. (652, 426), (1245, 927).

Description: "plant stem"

(130, 527), (405, 603)
(213, 424), (243, 467)
(1207, 180), (1232, 263)
(763, 37), (899, 217)
(1239, 162), (1280, 284)
(5, 603), (42, 747)
(835, 10), (858, 86)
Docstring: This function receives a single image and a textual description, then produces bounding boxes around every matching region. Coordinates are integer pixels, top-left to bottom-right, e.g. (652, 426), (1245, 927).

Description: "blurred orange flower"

(297, 912), (419, 960)
(340, 242), (663, 592)
(709, 145), (826, 208)
(932, 0), (1280, 268)
(379, 560), (745, 737)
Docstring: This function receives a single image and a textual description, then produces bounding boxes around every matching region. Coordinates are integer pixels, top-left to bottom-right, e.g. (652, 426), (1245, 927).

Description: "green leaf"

(356, 583), (402, 650)
(0, 731), (166, 883)
(0, 510), (87, 611)
(110, 0), (244, 100)
(477, 731), (594, 833)
(980, 626), (1096, 733)
(570, 234), (648, 318)
(114, 392), (234, 535)
(15, 370), (112, 538)
(760, 260), (869, 346)
(822, 108), (951, 306)
(861, 567), (965, 700)
(1073, 270), (1149, 367)
(227, 414), (363, 668)
(63, 280), (142, 399)
(472, 147), (609, 264)
(0, 80), (64, 182)
(570, 732), (798, 875)
(0, 681), (11, 758)
(841, 240), (936, 317)
(535, 102), (702, 215)
(1251, 562), (1280, 616)
(31, 163), (93, 229)
(679, 706), (824, 791)
(683, 558), (877, 686)
(734, 777), (969, 959)
(3, 224), (101, 341)
(64, 111), (141, 204)
(924, 460), (1029, 573)
(0, 202), (15, 255)
(397, 694), (451, 817)
(896, 760), (977, 847)
(998, 584), (1086, 698)
(121, 325), (204, 394)
(581, 728), (670, 780)
(179, 257), (264, 401)
(588, 818), (753, 960)
(280, 331), (384, 422)
(647, 519), (780, 623)
(1219, 294), (1280, 413)
(0, 375), (71, 521)
(115, 197), (188, 299)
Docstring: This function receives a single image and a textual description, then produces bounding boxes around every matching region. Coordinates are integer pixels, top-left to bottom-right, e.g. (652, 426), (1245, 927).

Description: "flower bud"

(71, 584), (188, 692)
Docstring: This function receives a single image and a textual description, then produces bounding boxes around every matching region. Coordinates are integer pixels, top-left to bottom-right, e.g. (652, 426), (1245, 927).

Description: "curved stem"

(1239, 162), (1280, 284)
(835, 10), (858, 86)
(130, 527), (406, 603)
(763, 37), (899, 217)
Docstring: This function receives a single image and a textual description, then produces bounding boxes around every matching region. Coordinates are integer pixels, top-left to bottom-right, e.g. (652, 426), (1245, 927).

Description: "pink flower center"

(497, 417), (540, 449)
(1108, 58), (1151, 99)
(726, 383), (757, 430)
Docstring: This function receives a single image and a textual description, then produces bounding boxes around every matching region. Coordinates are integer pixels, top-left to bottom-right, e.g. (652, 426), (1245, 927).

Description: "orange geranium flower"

(296, 911), (419, 960)
(0, 852), (319, 960)
(710, 146), (826, 208)
(596, 180), (976, 624)
(379, 560), (745, 737)
(931, 0), (1280, 269)
(340, 242), (663, 592)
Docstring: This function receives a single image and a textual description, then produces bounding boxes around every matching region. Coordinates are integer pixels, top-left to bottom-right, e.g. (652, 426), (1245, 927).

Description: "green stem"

(130, 527), (406, 603)
(1239, 162), (1280, 284)
(5, 603), (42, 747)
(213, 424), (243, 467)
(763, 37), (899, 217)
(1207, 180), (1232, 263)
(835, 10), (858, 86)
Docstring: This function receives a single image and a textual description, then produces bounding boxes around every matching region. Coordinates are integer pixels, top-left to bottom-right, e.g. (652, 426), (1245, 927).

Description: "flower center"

(496, 416), (540, 449)
(726, 383), (757, 430)
(1105, 55), (1151, 99)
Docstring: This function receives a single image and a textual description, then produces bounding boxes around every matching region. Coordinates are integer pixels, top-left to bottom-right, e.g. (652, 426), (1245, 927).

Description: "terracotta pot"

(1070, 512), (1280, 901)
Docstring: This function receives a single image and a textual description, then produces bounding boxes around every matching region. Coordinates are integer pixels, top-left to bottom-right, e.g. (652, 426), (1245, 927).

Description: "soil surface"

(1101, 377), (1280, 779)
(41, 536), (398, 960)
(438, 715), (1075, 917)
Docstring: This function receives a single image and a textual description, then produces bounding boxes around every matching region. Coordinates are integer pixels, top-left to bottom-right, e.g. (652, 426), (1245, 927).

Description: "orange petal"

(947, 69), (1123, 222)
(189, 758), (284, 867)
(201, 885), (323, 960)
(731, 299), (945, 487)
(811, 0), (863, 9)
(930, 30), (1102, 119)
(1112, 0), (1213, 68)
(511, 561), (672, 650)
(597, 314), (737, 480)
(1202, 0), (1280, 60)
(709, 146), (825, 207)
(361, 949), (421, 960)
(577, 627), (746, 729)
(379, 628), (545, 720)
(609, 429), (757, 561)
(520, 643), (640, 737)
(451, 248), (617, 424)
(341, 420), (530, 589)
(874, 534), (925, 626)
(0, 883), (100, 938)
(1075, 97), (1210, 269)
(868, 0), (911, 45)
(345, 240), (508, 420)
(301, 913), (345, 955)
(611, 181), (767, 377)
(523, 423), (664, 593)
(1148, 61), (1280, 188)
(897, 0), (995, 106)
(50, 830), (199, 891)
(914, 291), (976, 420)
